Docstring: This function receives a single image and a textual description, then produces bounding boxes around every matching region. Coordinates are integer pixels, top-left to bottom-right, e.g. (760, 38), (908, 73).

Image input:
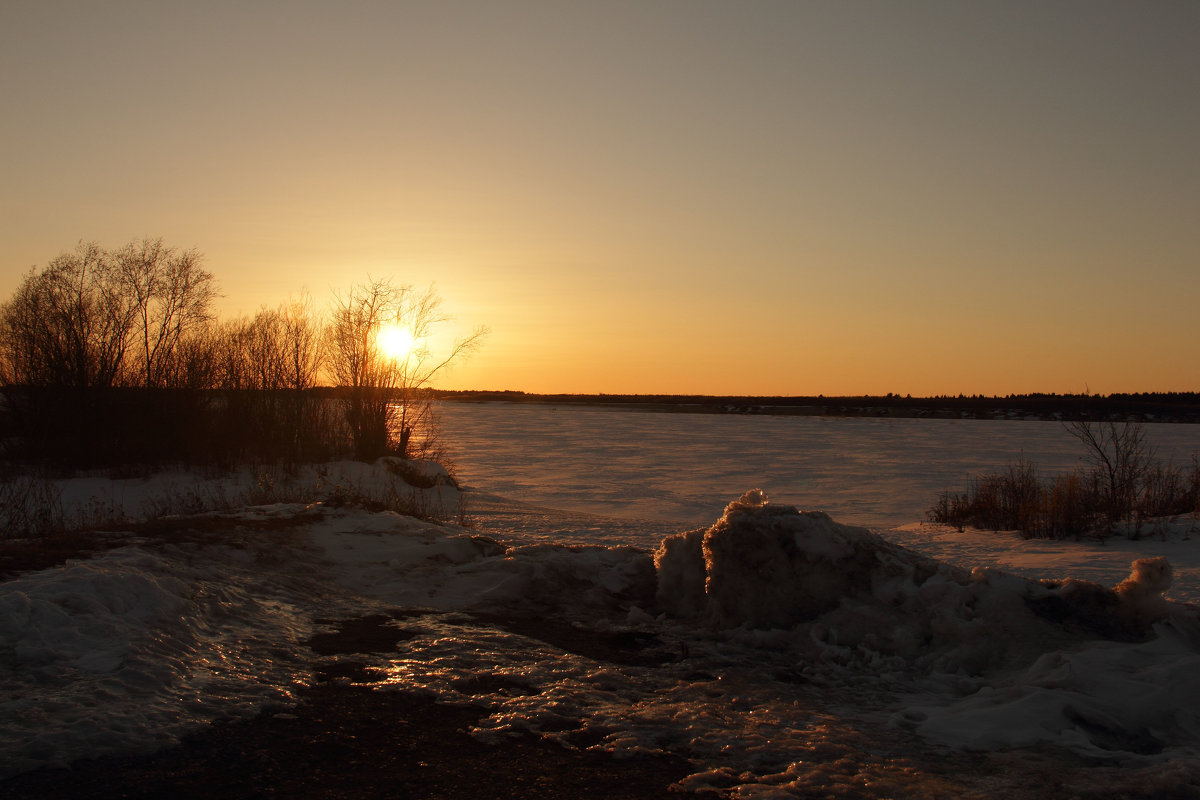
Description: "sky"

(2, 1), (1197, 396)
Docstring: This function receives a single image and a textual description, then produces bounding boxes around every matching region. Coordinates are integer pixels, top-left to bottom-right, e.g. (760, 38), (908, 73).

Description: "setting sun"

(3, 2), (1197, 398)
(377, 323), (416, 360)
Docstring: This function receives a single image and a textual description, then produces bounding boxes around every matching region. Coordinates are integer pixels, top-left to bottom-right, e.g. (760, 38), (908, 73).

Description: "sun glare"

(377, 324), (416, 360)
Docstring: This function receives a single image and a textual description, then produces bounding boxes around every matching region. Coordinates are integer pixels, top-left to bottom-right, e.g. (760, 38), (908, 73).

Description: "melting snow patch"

(0, 539), (330, 777)
(5, 483), (1200, 795)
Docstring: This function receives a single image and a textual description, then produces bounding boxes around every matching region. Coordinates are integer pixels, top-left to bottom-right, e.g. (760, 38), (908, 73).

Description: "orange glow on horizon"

(2, 4), (1197, 397)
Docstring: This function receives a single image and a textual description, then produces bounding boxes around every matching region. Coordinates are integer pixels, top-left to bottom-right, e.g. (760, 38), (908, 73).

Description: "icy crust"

(908, 620), (1200, 758)
(5, 484), (1200, 795)
(0, 534), (332, 778)
(646, 491), (1200, 766)
(306, 490), (1200, 784)
(306, 508), (658, 619)
(655, 490), (1170, 674)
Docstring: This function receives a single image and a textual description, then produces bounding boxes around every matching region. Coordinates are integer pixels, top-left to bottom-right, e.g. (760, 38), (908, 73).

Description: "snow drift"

(656, 491), (1177, 669)
(4, 478), (1200, 796)
(651, 490), (1200, 766)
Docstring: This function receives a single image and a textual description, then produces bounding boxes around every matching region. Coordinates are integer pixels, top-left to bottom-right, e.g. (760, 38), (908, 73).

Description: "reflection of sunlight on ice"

(361, 614), (1195, 798)
(351, 612), (956, 798)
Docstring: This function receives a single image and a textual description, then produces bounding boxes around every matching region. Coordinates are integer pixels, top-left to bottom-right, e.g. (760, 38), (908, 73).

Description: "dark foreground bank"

(3, 613), (692, 800)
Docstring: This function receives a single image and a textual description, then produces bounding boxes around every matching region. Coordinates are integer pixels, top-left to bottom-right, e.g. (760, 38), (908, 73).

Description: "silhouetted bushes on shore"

(0, 386), (454, 470)
(0, 387), (351, 468)
(930, 423), (1200, 539)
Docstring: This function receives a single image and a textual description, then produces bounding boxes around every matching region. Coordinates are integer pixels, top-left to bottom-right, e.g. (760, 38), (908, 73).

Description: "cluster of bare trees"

(326, 279), (485, 460)
(0, 240), (484, 467)
(930, 420), (1200, 539)
(1, 239), (217, 390)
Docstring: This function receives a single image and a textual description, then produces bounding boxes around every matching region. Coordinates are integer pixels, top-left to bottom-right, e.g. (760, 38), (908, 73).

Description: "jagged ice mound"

(653, 490), (1178, 674)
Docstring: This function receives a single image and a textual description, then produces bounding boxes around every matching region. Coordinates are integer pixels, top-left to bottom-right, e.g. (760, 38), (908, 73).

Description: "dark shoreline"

(435, 390), (1200, 424)
(2, 611), (693, 800)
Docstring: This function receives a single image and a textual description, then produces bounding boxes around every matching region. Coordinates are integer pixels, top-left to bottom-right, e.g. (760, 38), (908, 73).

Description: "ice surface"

(439, 403), (1200, 530)
(5, 408), (1200, 796)
(442, 403), (1200, 602)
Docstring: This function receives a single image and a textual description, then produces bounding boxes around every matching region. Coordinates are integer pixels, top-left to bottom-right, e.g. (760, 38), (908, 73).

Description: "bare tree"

(210, 317), (254, 390)
(1065, 419), (1152, 528)
(0, 239), (219, 391)
(115, 238), (218, 388)
(223, 297), (328, 460)
(326, 279), (484, 460)
(279, 293), (323, 391)
(0, 240), (211, 464)
(386, 288), (486, 458)
(161, 323), (222, 390)
(245, 308), (287, 391)
(0, 242), (136, 388)
(326, 279), (401, 459)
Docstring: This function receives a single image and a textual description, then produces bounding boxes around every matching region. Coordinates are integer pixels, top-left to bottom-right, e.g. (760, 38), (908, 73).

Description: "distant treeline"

(436, 391), (1200, 423)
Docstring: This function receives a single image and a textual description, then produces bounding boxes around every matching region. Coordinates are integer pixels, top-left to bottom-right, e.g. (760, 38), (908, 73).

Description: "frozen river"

(439, 402), (1200, 532)
(441, 402), (1200, 602)
(8, 405), (1200, 797)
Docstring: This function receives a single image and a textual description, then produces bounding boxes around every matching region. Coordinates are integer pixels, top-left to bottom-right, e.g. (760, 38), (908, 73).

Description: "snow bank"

(909, 617), (1200, 758)
(0, 535), (331, 777)
(5, 479), (1200, 795)
(52, 458), (464, 528)
(658, 491), (1035, 673)
(306, 507), (656, 619)
(651, 491), (1200, 766)
(657, 489), (944, 629)
(887, 521), (1200, 605)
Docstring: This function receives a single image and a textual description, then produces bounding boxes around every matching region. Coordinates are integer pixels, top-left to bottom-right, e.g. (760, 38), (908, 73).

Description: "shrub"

(1043, 472), (1095, 539)
(0, 473), (64, 538)
(930, 428), (1200, 540)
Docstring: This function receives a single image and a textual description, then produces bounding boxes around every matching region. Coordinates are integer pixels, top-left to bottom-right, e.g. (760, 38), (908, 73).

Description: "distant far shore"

(434, 390), (1200, 424)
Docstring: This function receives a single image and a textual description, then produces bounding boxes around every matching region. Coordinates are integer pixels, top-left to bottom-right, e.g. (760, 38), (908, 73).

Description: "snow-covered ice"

(438, 402), (1200, 530)
(5, 405), (1200, 797)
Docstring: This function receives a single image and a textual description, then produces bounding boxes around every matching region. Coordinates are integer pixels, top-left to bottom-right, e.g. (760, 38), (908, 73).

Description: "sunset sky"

(3, 1), (1197, 396)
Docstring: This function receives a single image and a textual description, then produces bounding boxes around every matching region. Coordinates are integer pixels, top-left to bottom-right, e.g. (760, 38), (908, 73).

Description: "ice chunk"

(652, 527), (707, 618)
(1115, 556), (1173, 626)
(655, 491), (925, 630)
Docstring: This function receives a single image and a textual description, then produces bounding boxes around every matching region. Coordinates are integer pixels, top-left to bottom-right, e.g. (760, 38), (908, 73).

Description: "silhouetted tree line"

(0, 240), (484, 468)
(433, 391), (1200, 423)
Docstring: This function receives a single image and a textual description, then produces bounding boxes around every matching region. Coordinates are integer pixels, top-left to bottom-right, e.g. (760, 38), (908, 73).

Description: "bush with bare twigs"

(930, 421), (1199, 539)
